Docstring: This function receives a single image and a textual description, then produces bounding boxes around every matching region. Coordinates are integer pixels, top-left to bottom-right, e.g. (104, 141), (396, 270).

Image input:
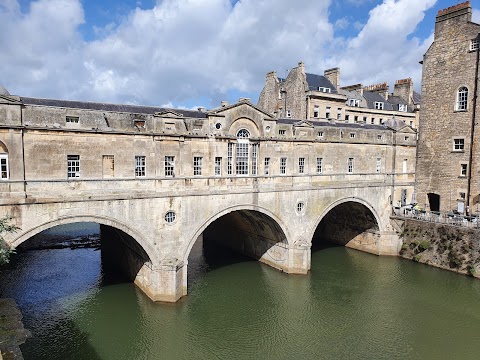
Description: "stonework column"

(285, 240), (311, 274)
(134, 259), (186, 303)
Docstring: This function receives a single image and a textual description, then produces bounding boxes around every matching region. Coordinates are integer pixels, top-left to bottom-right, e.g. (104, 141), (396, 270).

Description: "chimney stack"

(394, 78), (414, 105)
(324, 67), (340, 89)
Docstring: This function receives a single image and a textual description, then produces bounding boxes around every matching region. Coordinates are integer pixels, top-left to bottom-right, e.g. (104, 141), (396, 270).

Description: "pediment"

(293, 120), (314, 128)
(154, 110), (184, 118)
(209, 100), (274, 119)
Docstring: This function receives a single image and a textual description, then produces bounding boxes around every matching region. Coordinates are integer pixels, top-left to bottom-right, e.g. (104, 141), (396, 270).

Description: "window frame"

(375, 102), (384, 110)
(316, 157), (323, 174)
(460, 163), (468, 177)
(264, 157), (270, 175)
(67, 155), (81, 179)
(347, 157), (354, 174)
(298, 157), (305, 174)
(280, 157), (287, 175)
(193, 156), (203, 176)
(0, 153), (9, 180)
(135, 155), (146, 177)
(214, 157), (222, 176)
(165, 156), (175, 177)
(453, 138), (465, 152)
(456, 87), (468, 111)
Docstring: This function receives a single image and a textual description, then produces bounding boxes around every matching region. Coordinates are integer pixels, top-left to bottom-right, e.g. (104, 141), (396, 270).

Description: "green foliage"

(0, 216), (18, 266)
(418, 240), (430, 252)
(413, 254), (422, 262)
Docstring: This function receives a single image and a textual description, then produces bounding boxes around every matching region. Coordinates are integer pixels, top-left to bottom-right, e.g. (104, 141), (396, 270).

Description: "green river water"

(1, 227), (480, 360)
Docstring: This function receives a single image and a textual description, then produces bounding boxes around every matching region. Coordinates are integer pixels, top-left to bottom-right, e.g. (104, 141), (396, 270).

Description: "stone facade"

(0, 81), (416, 302)
(257, 62), (421, 129)
(416, 1), (480, 214)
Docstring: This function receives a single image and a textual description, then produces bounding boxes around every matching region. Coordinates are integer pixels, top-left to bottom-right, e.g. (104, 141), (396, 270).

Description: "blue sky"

(1, 0), (479, 109)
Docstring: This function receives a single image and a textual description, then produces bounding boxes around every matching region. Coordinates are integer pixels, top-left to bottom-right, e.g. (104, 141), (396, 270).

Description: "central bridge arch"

(183, 204), (292, 273)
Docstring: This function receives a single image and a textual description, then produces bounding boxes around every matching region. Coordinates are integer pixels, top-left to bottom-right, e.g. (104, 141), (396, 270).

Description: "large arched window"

(456, 87), (468, 111)
(0, 142), (8, 180)
(236, 129), (250, 175)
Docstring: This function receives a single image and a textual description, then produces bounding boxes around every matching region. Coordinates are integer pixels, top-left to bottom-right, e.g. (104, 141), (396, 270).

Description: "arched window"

(0, 142), (8, 180)
(236, 129), (250, 175)
(456, 87), (468, 111)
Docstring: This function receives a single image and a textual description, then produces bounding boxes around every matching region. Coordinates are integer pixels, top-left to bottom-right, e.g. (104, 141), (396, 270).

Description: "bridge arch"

(309, 197), (381, 249)
(10, 214), (156, 264)
(182, 204), (291, 266)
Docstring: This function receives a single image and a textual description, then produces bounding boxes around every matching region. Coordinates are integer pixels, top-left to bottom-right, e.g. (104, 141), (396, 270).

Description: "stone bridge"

(2, 174), (401, 302)
(0, 97), (415, 302)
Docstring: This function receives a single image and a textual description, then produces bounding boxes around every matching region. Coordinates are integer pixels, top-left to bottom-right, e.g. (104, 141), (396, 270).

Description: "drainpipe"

(466, 32), (480, 216)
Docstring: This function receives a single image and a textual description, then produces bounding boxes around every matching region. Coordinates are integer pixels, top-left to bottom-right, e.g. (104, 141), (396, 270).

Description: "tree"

(0, 216), (18, 265)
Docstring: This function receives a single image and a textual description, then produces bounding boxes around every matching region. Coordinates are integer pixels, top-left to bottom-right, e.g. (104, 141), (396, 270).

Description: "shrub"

(418, 240), (430, 251)
(0, 216), (18, 266)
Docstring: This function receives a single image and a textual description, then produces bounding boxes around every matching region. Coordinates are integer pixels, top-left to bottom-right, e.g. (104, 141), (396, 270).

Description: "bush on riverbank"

(399, 219), (480, 277)
(0, 217), (18, 266)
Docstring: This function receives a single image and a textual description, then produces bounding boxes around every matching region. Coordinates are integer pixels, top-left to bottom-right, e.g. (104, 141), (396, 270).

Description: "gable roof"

(208, 100), (275, 119)
(20, 97), (208, 118)
(305, 73), (338, 94)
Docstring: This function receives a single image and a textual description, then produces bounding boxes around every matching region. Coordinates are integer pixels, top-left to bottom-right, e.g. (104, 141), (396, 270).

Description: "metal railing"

(393, 207), (480, 228)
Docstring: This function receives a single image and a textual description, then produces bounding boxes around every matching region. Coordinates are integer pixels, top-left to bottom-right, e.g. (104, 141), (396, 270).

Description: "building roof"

(413, 91), (421, 105)
(305, 73), (338, 94)
(0, 84), (10, 96)
(20, 97), (208, 118)
(363, 91), (394, 111)
(277, 118), (387, 130)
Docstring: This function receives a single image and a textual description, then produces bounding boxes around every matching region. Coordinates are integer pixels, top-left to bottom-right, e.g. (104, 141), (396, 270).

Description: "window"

(227, 143), (233, 175)
(318, 87), (331, 93)
(0, 154), (8, 180)
(377, 134), (382, 140)
(102, 155), (114, 178)
(313, 106), (319, 118)
(66, 116), (79, 123)
(461, 163), (468, 177)
(380, 118), (384, 124)
(454, 138), (465, 151)
(347, 158), (354, 174)
(345, 115), (350, 121)
(264, 157), (270, 175)
(298, 158), (305, 174)
(316, 158), (323, 174)
(471, 38), (479, 51)
(337, 108), (342, 120)
(404, 136), (409, 141)
(350, 133), (356, 138)
(165, 156), (175, 177)
(318, 131), (324, 138)
(251, 144), (258, 175)
(375, 102), (384, 110)
(456, 87), (468, 111)
(280, 157), (287, 175)
(193, 157), (203, 176)
(165, 211), (176, 223)
(376, 158), (381, 173)
(67, 155), (80, 178)
(371, 118), (375, 124)
(403, 159), (408, 174)
(214, 157), (222, 176)
(398, 104), (407, 112)
(286, 110), (291, 118)
(326, 107), (331, 119)
(348, 99), (360, 107)
(279, 129), (286, 135)
(363, 116), (367, 123)
(135, 156), (145, 177)
(236, 130), (250, 175)
(410, 121), (414, 128)
(354, 116), (358, 122)
(460, 192), (466, 200)
(297, 202), (305, 213)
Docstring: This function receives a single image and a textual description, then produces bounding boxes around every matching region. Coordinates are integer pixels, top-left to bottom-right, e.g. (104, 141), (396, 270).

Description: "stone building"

(416, 1), (480, 214)
(257, 62), (421, 129)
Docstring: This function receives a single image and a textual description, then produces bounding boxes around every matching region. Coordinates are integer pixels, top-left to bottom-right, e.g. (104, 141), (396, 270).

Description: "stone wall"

(399, 219), (480, 277)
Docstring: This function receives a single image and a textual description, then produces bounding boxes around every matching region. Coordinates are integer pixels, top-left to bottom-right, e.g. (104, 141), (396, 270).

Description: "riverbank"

(398, 218), (480, 278)
(0, 299), (30, 360)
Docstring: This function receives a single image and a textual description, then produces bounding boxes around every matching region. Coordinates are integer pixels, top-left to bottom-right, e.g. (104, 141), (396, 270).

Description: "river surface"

(1, 224), (480, 360)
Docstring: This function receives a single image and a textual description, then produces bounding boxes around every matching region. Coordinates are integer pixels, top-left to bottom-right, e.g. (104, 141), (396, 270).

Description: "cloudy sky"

(1, 0), (479, 109)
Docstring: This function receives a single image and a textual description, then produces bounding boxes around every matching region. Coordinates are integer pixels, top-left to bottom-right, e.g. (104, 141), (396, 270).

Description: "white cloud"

(0, 0), (440, 108)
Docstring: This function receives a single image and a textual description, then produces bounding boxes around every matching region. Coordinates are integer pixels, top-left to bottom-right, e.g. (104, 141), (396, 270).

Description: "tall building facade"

(416, 1), (480, 214)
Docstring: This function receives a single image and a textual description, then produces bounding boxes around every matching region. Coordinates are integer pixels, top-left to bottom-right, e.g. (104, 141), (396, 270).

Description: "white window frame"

(337, 108), (342, 120)
(471, 38), (479, 51)
(0, 153), (9, 180)
(135, 155), (145, 177)
(313, 106), (319, 118)
(66, 116), (79, 123)
(193, 156), (203, 176)
(236, 129), (250, 175)
(298, 157), (305, 174)
(347, 158), (354, 174)
(348, 99), (360, 107)
(318, 87), (331, 93)
(214, 157), (222, 176)
(165, 156), (175, 177)
(375, 102), (384, 110)
(316, 157), (323, 174)
(461, 163), (468, 177)
(286, 110), (291, 118)
(251, 143), (258, 175)
(280, 157), (287, 175)
(67, 155), (80, 178)
(456, 87), (468, 111)
(227, 143), (233, 175)
(398, 104), (407, 112)
(453, 138), (465, 152)
(264, 157), (270, 175)
(325, 107), (331, 119)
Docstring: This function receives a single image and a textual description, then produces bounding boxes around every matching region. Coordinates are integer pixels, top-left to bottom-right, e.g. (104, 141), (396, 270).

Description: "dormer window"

(66, 116), (79, 124)
(375, 102), (384, 110)
(318, 87), (331, 93)
(398, 104), (407, 112)
(348, 99), (360, 107)
(471, 38), (479, 51)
